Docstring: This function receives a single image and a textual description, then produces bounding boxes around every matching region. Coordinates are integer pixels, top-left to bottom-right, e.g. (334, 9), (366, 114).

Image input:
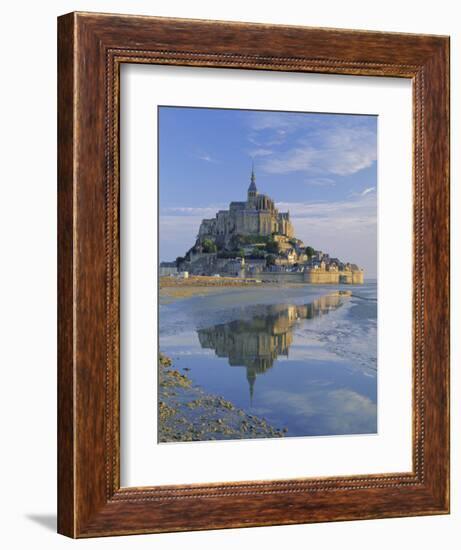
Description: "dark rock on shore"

(158, 353), (285, 443)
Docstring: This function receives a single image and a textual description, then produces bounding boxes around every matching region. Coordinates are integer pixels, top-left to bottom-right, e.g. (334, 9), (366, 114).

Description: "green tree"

(266, 254), (276, 267)
(175, 256), (185, 267)
(305, 246), (315, 258)
(202, 239), (217, 253)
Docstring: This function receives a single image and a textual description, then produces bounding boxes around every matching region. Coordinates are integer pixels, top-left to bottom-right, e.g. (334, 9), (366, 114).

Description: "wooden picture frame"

(57, 12), (450, 538)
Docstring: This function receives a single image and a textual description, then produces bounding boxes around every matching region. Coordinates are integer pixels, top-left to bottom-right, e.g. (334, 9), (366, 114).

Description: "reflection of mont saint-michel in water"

(198, 294), (349, 402)
(159, 286), (377, 441)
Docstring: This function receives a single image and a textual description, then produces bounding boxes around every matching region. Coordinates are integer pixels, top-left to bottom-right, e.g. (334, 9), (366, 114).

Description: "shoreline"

(160, 275), (273, 303)
(158, 353), (286, 443)
(159, 275), (359, 305)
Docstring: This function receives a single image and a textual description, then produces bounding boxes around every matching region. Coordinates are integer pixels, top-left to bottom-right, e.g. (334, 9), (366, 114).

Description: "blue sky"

(159, 107), (377, 277)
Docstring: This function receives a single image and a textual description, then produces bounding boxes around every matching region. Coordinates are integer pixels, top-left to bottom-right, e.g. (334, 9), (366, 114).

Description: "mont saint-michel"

(158, 106), (377, 444)
(161, 168), (364, 285)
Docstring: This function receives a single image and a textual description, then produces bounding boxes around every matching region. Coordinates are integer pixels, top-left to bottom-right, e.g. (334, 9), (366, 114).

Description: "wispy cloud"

(249, 148), (273, 158)
(262, 126), (377, 176)
(196, 153), (218, 163)
(161, 205), (225, 217)
(245, 112), (377, 179)
(248, 112), (303, 132)
(276, 193), (377, 275)
(159, 215), (204, 261)
(304, 177), (336, 187)
(246, 113), (302, 148)
(360, 187), (375, 196)
(261, 387), (376, 435)
(277, 192), (376, 223)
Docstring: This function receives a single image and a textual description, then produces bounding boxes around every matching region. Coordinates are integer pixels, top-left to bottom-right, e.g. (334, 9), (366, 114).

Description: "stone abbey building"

(166, 167), (364, 284)
(197, 167), (294, 248)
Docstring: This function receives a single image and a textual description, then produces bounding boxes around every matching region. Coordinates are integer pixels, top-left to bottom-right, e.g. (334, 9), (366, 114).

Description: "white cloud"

(261, 387), (377, 434)
(249, 148), (273, 157)
(262, 126), (377, 176)
(247, 133), (261, 146)
(276, 194), (377, 275)
(246, 113), (304, 147)
(159, 205), (225, 261)
(196, 153), (218, 163)
(304, 177), (335, 187)
(248, 112), (302, 133)
(159, 215), (202, 262)
(263, 147), (317, 173)
(162, 206), (224, 217)
(360, 187), (375, 196)
(277, 192), (376, 224)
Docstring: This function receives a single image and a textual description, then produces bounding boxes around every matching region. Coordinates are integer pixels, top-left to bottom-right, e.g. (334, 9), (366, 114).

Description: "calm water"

(159, 282), (377, 438)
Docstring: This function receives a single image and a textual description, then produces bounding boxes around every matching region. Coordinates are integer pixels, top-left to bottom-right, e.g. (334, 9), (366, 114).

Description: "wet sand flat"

(159, 276), (272, 304)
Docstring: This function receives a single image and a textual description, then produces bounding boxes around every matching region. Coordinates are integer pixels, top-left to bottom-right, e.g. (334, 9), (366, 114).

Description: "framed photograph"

(58, 12), (450, 537)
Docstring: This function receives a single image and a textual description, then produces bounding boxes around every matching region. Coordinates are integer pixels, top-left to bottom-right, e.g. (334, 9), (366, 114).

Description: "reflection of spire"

(246, 368), (256, 407)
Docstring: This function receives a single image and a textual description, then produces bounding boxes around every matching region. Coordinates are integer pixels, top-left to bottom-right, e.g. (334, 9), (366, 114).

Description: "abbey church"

(162, 166), (364, 285)
(197, 167), (294, 248)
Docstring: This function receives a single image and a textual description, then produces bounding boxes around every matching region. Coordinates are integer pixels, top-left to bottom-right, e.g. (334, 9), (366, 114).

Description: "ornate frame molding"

(58, 12), (449, 537)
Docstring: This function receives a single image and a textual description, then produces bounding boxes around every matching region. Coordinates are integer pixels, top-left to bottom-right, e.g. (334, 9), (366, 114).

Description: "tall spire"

(247, 161), (258, 207)
(249, 162), (257, 192)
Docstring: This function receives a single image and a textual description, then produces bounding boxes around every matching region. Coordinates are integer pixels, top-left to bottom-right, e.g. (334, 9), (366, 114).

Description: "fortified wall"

(305, 268), (364, 285)
(243, 268), (364, 285)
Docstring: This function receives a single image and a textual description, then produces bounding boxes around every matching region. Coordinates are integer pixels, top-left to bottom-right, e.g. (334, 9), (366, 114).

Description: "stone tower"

(247, 164), (258, 208)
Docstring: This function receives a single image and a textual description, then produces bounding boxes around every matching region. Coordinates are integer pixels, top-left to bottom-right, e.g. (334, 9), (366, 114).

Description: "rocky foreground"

(158, 354), (286, 443)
